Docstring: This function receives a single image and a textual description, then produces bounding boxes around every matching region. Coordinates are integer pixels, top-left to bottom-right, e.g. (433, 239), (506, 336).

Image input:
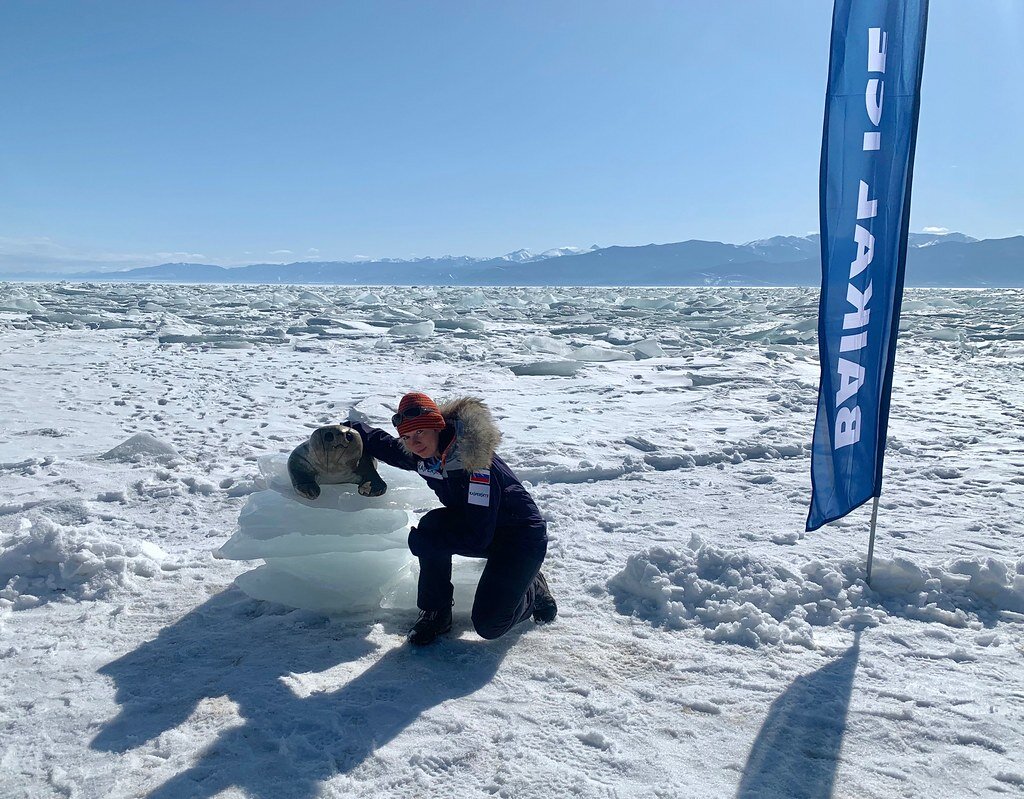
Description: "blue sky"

(1, 1), (1021, 272)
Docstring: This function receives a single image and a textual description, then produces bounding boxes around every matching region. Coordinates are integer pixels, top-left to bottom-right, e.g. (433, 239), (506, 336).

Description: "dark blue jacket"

(348, 398), (545, 557)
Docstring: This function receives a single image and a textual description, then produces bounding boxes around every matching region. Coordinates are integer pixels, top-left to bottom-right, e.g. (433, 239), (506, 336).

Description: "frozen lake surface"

(1, 282), (1022, 798)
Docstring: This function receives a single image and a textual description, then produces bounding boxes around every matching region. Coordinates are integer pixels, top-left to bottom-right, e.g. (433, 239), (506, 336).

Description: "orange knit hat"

(393, 392), (446, 437)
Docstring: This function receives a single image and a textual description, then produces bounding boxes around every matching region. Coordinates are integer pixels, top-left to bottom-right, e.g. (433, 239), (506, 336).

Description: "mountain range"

(3, 232), (1021, 287)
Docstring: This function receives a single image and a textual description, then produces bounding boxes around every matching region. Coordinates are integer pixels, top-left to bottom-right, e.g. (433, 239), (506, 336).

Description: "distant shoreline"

(0, 279), (1012, 291)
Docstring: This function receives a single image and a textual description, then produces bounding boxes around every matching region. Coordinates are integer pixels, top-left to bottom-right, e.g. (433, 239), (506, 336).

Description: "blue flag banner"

(807, 0), (929, 532)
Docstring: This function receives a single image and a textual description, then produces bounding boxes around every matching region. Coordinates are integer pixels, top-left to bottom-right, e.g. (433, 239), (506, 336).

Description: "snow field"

(0, 282), (1022, 798)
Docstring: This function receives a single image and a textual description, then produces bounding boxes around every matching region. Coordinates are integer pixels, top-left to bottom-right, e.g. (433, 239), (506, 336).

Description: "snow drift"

(609, 535), (1024, 647)
(0, 517), (170, 609)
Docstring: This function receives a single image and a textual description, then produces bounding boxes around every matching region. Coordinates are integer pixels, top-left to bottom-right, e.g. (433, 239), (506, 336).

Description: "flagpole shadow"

(736, 630), (862, 799)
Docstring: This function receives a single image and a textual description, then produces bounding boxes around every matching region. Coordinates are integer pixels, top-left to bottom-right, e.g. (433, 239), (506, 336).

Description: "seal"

(287, 424), (387, 500)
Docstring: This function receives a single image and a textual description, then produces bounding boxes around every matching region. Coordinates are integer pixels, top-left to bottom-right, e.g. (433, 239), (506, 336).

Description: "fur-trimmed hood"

(399, 396), (501, 473)
(438, 397), (502, 472)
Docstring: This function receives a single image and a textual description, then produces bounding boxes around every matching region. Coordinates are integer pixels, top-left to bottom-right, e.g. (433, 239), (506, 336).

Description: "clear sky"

(1, 1), (1022, 273)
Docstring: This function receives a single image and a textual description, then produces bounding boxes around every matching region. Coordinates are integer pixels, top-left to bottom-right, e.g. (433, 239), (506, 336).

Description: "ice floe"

(570, 344), (635, 362)
(101, 433), (180, 464)
(387, 320), (434, 338)
(510, 360), (583, 377)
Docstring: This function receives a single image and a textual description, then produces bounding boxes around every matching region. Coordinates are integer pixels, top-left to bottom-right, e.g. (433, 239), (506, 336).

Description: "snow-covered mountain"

(537, 245), (601, 259)
(494, 246), (600, 263)
(496, 249), (536, 263)
(3, 232), (1020, 287)
(742, 235), (821, 262)
(908, 231), (978, 247)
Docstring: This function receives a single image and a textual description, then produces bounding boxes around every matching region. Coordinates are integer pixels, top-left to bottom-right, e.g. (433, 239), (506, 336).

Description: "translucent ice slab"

(217, 453), (484, 613)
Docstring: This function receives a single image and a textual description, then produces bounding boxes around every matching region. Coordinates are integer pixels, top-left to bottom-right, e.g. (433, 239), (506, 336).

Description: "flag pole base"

(866, 496), (880, 586)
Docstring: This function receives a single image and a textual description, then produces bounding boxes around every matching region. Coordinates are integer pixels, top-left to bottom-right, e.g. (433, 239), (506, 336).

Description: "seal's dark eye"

(346, 432), (353, 442)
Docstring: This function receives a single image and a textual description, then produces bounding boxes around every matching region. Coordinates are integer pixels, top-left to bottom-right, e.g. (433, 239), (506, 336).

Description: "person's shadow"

(736, 631), (862, 799)
(91, 588), (513, 799)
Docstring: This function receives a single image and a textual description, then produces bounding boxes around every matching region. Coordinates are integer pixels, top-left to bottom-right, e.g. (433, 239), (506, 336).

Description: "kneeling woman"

(348, 392), (556, 645)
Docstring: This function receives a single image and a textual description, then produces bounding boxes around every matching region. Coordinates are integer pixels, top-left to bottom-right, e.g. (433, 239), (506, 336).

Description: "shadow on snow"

(92, 588), (513, 799)
(736, 631), (861, 799)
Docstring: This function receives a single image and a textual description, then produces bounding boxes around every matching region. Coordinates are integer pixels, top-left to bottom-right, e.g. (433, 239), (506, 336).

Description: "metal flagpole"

(866, 496), (880, 585)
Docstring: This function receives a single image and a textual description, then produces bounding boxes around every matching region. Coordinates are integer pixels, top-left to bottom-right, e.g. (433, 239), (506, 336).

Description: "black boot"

(532, 571), (558, 624)
(408, 608), (453, 646)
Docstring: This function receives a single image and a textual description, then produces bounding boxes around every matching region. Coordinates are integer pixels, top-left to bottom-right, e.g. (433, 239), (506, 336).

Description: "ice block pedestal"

(215, 454), (483, 613)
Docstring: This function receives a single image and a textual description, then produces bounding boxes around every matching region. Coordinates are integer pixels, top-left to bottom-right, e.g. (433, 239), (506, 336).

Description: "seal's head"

(308, 424), (362, 472)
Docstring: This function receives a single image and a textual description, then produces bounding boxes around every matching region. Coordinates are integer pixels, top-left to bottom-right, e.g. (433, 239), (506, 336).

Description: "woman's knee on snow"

(471, 605), (516, 640)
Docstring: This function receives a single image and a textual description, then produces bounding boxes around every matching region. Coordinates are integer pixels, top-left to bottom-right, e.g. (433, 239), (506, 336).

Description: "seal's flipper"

(358, 480), (386, 497)
(287, 445), (321, 500)
(294, 482), (321, 500)
(355, 450), (388, 496)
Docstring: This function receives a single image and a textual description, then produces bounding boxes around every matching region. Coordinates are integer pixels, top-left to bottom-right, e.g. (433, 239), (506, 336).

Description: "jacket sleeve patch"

(467, 470), (490, 506)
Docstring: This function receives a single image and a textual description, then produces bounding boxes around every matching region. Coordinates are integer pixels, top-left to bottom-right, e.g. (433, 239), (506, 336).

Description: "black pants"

(414, 509), (547, 640)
